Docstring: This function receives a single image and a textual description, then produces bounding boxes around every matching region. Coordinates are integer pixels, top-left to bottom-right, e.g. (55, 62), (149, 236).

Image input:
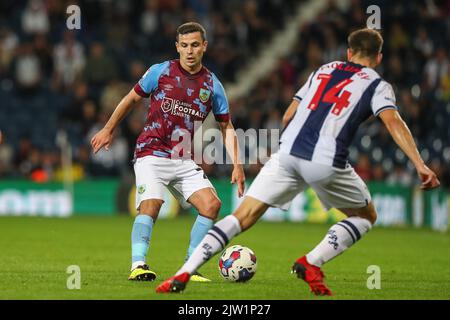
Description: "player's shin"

(305, 216), (372, 267)
(186, 215), (214, 260)
(176, 215), (242, 275)
(131, 215), (154, 270)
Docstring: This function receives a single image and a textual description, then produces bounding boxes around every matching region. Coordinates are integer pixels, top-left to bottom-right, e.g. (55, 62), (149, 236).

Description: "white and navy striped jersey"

(279, 60), (397, 168)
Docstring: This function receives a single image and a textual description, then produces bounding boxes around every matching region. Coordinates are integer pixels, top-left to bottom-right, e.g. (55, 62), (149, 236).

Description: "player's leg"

(181, 196), (269, 274)
(179, 152), (300, 274)
(128, 199), (163, 281)
(129, 156), (167, 281)
(155, 196), (269, 293)
(183, 187), (221, 282)
(304, 202), (376, 268)
(186, 187), (221, 260)
(156, 152), (302, 293)
(168, 161), (221, 282)
(292, 161), (373, 295)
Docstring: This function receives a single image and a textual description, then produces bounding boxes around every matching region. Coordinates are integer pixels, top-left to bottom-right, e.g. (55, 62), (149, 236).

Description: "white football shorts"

(246, 152), (371, 211)
(133, 155), (214, 210)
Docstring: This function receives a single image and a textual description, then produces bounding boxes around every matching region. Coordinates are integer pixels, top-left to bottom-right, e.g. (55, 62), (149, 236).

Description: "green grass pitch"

(0, 215), (449, 300)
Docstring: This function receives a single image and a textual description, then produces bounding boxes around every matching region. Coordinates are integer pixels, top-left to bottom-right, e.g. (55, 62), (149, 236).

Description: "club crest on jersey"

(199, 88), (211, 103)
(138, 185), (146, 194)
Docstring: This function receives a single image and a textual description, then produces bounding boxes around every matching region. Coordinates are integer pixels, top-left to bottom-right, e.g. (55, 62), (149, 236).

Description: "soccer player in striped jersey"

(91, 22), (245, 283)
(156, 28), (440, 295)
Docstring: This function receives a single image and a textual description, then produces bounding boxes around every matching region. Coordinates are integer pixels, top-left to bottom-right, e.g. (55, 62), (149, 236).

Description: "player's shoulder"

(150, 60), (171, 69)
(207, 69), (225, 89)
(203, 65), (220, 83)
(144, 60), (171, 77)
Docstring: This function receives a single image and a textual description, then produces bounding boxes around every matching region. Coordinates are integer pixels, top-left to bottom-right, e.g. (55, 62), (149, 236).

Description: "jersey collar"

(175, 59), (206, 78)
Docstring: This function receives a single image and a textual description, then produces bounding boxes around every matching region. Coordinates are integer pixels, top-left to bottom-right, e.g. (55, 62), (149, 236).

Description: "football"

(218, 245), (257, 282)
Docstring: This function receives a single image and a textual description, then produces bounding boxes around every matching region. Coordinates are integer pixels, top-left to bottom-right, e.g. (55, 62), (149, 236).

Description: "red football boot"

(156, 272), (190, 293)
(292, 256), (333, 296)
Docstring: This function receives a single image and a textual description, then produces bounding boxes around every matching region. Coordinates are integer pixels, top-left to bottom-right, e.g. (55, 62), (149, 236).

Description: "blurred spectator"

(0, 134), (13, 177)
(61, 81), (89, 123)
(99, 79), (129, 116)
(264, 109), (281, 132)
(140, 0), (160, 36)
(14, 136), (33, 170)
(54, 146), (86, 182)
(414, 27), (434, 59)
(128, 60), (146, 83)
(87, 112), (129, 177)
(12, 43), (41, 93)
(372, 164), (386, 182)
(387, 165), (414, 186)
(424, 47), (448, 90)
(83, 42), (118, 88)
(80, 100), (98, 135)
(53, 30), (85, 90)
(21, 0), (50, 36)
(439, 64), (450, 101)
(0, 27), (19, 73)
(33, 34), (53, 78)
(355, 154), (372, 182)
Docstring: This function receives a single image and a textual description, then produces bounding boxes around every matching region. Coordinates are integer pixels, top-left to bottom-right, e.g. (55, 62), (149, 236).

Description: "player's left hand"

(416, 164), (440, 190)
(231, 165), (245, 197)
(91, 127), (113, 154)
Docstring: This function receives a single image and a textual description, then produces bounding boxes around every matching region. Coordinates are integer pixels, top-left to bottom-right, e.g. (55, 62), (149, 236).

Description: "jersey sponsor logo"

(199, 88), (211, 103)
(161, 97), (207, 119)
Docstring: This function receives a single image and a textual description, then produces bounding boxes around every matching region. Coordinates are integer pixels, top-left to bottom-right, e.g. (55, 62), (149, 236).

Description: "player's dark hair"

(176, 22), (207, 42)
(347, 28), (383, 59)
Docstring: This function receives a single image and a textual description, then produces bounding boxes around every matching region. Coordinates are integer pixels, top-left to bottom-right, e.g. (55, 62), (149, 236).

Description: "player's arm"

(91, 89), (142, 154)
(218, 120), (246, 197)
(91, 62), (166, 154)
(211, 73), (245, 197)
(282, 71), (315, 129)
(281, 99), (300, 129)
(379, 109), (440, 190)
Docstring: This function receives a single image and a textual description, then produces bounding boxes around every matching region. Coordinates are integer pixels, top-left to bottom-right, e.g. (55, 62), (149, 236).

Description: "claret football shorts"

(134, 155), (214, 210)
(246, 152), (371, 211)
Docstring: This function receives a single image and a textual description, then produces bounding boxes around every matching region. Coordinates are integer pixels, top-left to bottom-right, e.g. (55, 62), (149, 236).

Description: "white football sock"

(131, 260), (146, 271)
(176, 215), (242, 275)
(306, 216), (372, 267)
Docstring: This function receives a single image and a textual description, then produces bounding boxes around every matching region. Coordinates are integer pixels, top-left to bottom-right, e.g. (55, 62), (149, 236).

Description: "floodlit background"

(0, 0), (448, 225)
(0, 0), (449, 301)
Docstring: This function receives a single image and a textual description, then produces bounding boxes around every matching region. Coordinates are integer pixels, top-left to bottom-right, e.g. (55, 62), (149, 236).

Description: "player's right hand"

(90, 128), (113, 154)
(416, 164), (440, 190)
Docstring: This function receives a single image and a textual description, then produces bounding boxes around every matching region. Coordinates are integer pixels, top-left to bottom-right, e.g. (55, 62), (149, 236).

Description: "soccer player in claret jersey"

(156, 28), (440, 295)
(91, 22), (245, 283)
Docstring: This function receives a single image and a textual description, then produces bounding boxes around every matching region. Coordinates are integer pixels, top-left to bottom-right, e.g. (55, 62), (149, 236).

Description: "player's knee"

(202, 198), (221, 219)
(139, 199), (163, 220)
(211, 198), (222, 214)
(364, 210), (377, 225)
(360, 204), (377, 225)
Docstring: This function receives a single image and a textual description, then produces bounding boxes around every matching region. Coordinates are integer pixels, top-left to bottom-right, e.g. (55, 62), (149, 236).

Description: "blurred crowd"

(0, 0), (448, 188)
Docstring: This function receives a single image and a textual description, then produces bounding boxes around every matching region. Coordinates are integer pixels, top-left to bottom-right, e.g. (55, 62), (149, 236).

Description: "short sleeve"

(371, 80), (398, 116)
(293, 71), (315, 101)
(212, 73), (230, 122)
(133, 61), (170, 98)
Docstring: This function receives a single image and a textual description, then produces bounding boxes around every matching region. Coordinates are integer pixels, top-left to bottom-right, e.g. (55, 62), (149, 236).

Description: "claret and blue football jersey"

(133, 59), (230, 160)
